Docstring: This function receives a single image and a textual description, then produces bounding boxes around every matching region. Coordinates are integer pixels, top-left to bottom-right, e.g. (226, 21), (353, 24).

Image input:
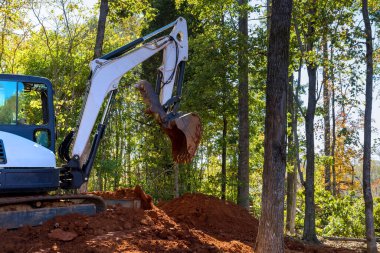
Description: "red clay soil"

(0, 189), (366, 253)
(158, 193), (259, 243)
(91, 188), (138, 200)
(91, 185), (154, 210)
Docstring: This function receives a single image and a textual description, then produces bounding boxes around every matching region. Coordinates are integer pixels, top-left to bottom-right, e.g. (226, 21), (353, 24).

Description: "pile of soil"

(158, 193), (259, 243)
(0, 189), (368, 253)
(91, 188), (138, 200)
(91, 185), (154, 210)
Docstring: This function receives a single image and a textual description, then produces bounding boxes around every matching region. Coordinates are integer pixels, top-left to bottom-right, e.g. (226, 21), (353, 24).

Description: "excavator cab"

(0, 74), (59, 192)
(0, 75), (56, 152)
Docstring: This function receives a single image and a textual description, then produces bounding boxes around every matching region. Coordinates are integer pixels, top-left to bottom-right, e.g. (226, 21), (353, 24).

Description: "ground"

(0, 187), (376, 253)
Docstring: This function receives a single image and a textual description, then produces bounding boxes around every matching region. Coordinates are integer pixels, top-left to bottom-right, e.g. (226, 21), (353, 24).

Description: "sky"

(83, 0), (96, 8)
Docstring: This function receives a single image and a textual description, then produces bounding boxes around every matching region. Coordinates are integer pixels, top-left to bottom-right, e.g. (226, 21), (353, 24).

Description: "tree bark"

(237, 0), (250, 210)
(294, 61), (304, 188)
(286, 75), (297, 235)
(267, 0), (271, 35)
(322, 34), (331, 192)
(255, 0), (292, 251)
(174, 162), (179, 198)
(221, 115), (227, 200)
(302, 1), (318, 243)
(332, 93), (337, 194)
(362, 0), (377, 252)
(94, 0), (109, 59)
(303, 65), (318, 242)
(331, 63), (337, 196)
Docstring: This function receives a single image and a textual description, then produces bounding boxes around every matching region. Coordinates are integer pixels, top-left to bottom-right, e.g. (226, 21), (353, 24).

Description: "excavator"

(0, 17), (201, 228)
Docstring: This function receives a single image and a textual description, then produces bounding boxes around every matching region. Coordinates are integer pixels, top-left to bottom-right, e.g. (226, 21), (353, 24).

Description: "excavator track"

(0, 194), (106, 229)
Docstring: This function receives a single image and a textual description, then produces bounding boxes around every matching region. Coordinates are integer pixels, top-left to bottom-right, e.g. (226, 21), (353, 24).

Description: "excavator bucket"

(135, 80), (201, 164)
(164, 112), (201, 163)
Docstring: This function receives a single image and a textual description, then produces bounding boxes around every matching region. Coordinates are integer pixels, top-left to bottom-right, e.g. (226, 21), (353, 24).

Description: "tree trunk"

(114, 110), (120, 190)
(362, 0), (377, 251)
(322, 34), (331, 192)
(255, 0), (292, 251)
(302, 2), (318, 243)
(237, 0), (250, 210)
(303, 65), (318, 242)
(221, 115), (227, 200)
(267, 0), (271, 34)
(174, 162), (179, 198)
(93, 0), (109, 59)
(286, 75), (297, 235)
(331, 71), (337, 196)
(295, 61), (304, 188)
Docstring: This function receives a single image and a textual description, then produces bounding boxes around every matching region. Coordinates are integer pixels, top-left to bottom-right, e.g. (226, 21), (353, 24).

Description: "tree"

(237, 0), (250, 211)
(362, 0), (377, 251)
(286, 75), (297, 235)
(177, 0), (244, 201)
(255, 0), (292, 251)
(94, 0), (109, 58)
(322, 32), (331, 192)
(302, 0), (319, 242)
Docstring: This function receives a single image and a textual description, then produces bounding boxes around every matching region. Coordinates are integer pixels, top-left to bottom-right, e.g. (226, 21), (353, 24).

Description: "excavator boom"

(59, 17), (201, 189)
(0, 18), (201, 229)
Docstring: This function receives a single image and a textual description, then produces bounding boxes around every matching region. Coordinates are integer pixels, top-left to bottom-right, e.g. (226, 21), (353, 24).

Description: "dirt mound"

(90, 185), (154, 210)
(91, 188), (138, 200)
(0, 189), (365, 253)
(134, 185), (154, 210)
(159, 193), (259, 243)
(0, 205), (252, 252)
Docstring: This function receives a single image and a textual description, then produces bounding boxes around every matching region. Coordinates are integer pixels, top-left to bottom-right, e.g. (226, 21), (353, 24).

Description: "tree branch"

(294, 59), (306, 118)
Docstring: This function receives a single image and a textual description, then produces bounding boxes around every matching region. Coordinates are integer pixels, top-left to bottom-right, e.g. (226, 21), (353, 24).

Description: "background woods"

(2, 0), (380, 247)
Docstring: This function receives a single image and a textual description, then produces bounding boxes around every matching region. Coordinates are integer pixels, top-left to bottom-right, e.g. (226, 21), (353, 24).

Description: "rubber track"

(0, 194), (106, 213)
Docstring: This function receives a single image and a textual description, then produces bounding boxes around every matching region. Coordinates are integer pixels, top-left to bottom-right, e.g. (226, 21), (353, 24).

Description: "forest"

(1, 0), (380, 252)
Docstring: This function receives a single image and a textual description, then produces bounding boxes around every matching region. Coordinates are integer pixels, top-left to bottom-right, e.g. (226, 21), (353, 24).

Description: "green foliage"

(295, 186), (366, 237)
(317, 190), (365, 237)
(0, 95), (16, 124)
(373, 197), (380, 235)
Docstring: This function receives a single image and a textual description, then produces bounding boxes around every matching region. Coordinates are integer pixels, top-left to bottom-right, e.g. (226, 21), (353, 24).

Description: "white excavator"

(0, 17), (201, 228)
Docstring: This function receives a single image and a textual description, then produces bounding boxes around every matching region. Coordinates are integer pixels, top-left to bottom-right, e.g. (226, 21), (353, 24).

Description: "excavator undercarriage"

(0, 194), (106, 229)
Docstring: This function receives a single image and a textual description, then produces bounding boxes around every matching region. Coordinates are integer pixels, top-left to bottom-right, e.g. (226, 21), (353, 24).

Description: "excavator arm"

(59, 17), (201, 189)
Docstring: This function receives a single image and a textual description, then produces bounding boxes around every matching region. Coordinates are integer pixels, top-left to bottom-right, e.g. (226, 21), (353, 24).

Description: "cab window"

(0, 81), (48, 125)
(0, 81), (17, 124)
